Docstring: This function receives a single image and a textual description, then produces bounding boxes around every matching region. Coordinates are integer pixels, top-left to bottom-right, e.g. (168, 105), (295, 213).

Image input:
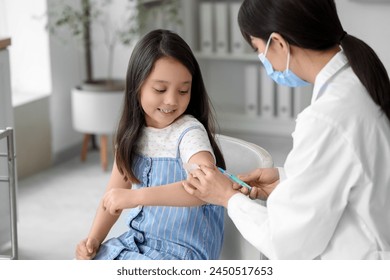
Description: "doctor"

(183, 0), (390, 259)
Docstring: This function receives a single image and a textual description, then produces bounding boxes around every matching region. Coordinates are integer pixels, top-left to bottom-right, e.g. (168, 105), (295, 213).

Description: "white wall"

(337, 0), (390, 73)
(47, 0), (86, 162)
(91, 0), (135, 81)
(0, 0), (51, 95)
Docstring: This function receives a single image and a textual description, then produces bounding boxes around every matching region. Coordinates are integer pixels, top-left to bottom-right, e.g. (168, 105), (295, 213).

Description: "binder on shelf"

(259, 67), (275, 118)
(244, 65), (259, 116)
(199, 2), (214, 53)
(229, 2), (246, 54)
(214, 2), (229, 54)
(276, 85), (293, 119)
(293, 85), (313, 117)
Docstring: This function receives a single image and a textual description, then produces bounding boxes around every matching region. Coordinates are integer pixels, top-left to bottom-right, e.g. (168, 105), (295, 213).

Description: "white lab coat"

(228, 50), (390, 259)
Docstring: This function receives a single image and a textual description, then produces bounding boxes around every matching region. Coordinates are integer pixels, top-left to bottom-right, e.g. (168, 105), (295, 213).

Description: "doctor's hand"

(236, 168), (280, 200)
(183, 165), (239, 208)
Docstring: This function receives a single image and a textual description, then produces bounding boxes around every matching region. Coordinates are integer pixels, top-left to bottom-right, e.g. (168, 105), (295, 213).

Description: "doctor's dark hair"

(238, 0), (390, 121)
(115, 29), (225, 183)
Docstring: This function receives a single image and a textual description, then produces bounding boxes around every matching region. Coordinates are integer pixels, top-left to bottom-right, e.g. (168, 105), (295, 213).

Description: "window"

(0, 0), (51, 105)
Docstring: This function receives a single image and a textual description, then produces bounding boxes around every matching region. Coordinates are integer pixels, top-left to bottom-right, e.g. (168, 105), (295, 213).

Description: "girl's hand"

(75, 237), (100, 260)
(102, 189), (138, 215)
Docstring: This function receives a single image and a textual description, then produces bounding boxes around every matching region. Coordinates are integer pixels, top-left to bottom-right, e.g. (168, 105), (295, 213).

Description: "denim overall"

(94, 127), (224, 260)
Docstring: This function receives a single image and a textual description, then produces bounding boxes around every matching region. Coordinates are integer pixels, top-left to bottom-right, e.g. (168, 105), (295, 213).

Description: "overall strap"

(175, 125), (202, 159)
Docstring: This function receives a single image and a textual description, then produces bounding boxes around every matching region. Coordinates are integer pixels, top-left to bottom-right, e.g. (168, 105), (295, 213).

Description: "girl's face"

(140, 57), (192, 129)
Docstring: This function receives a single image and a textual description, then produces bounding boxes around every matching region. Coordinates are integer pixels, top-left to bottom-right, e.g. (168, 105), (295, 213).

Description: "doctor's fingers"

(189, 168), (216, 186)
(187, 172), (206, 189)
(182, 181), (206, 199)
(190, 167), (208, 178)
(190, 164), (218, 177)
(231, 182), (250, 196)
(249, 186), (269, 200)
(190, 168), (228, 188)
(237, 168), (264, 182)
(182, 181), (196, 195)
(186, 174), (219, 199)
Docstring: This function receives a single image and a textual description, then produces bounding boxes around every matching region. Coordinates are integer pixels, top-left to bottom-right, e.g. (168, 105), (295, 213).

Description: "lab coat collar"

(312, 50), (349, 103)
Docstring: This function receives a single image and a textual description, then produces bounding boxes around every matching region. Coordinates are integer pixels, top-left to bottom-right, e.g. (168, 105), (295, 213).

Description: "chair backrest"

(216, 134), (273, 260)
(216, 134), (273, 174)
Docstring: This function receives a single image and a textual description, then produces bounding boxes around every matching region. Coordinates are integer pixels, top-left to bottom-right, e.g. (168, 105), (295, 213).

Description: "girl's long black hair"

(115, 29), (225, 182)
(238, 0), (390, 121)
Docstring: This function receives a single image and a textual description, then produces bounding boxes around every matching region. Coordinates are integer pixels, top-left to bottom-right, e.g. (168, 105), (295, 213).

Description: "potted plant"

(47, 0), (181, 90)
(46, 0), (182, 170)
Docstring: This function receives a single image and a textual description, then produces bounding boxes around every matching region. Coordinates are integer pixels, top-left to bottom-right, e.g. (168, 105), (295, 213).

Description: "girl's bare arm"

(102, 151), (215, 215)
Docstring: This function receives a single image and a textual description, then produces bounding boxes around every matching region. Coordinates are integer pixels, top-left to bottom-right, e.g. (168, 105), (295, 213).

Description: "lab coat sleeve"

(277, 167), (286, 181)
(228, 112), (363, 259)
(227, 193), (276, 258)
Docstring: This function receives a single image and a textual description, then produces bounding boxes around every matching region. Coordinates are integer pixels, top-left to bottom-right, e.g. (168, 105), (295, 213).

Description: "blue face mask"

(258, 34), (310, 87)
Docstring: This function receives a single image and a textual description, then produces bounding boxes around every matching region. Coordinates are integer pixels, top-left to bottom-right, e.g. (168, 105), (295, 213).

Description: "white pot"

(71, 87), (125, 134)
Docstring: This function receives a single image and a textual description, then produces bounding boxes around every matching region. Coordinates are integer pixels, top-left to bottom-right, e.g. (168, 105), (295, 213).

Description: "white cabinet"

(181, 0), (312, 137)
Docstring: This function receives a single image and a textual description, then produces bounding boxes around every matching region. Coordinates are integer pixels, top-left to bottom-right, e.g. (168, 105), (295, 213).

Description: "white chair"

(216, 134), (273, 260)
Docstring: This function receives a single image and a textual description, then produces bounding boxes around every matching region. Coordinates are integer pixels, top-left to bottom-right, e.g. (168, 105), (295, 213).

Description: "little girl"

(75, 29), (226, 260)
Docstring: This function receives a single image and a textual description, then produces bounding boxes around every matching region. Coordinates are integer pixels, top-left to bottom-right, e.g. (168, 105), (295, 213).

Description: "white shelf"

(216, 112), (296, 137)
(180, 0), (308, 138)
(194, 52), (258, 62)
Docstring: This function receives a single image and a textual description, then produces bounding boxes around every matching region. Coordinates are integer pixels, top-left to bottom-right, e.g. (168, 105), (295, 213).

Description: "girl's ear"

(269, 32), (289, 56)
